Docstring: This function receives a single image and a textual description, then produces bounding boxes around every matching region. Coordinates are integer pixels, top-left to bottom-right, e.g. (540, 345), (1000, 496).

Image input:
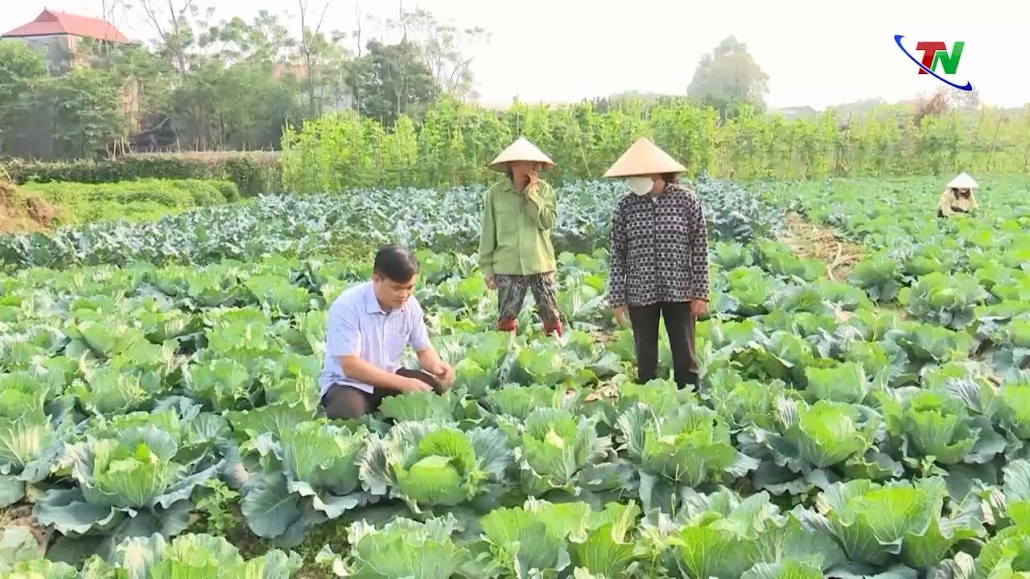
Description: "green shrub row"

(21, 178), (238, 225)
(4, 153), (281, 197)
(280, 101), (1030, 192)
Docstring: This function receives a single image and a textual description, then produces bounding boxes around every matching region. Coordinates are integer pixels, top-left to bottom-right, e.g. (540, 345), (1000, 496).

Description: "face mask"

(627, 176), (654, 196)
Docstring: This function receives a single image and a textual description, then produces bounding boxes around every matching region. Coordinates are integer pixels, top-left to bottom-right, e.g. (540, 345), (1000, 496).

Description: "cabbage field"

(2, 176), (1030, 578)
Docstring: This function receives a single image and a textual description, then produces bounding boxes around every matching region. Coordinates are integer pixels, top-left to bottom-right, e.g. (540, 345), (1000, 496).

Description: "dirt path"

(0, 181), (56, 234)
(777, 212), (912, 323)
(777, 213), (865, 283)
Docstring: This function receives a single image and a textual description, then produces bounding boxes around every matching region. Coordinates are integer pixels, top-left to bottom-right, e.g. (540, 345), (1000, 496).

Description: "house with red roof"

(2, 9), (132, 71)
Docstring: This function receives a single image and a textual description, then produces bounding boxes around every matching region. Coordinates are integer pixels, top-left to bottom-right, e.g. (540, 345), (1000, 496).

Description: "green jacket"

(478, 178), (557, 277)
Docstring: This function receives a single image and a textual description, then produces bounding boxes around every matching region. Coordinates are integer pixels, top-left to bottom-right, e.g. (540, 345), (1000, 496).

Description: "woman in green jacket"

(478, 137), (562, 336)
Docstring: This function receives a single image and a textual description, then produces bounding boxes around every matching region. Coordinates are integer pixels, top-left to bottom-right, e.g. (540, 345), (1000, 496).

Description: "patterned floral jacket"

(607, 184), (710, 308)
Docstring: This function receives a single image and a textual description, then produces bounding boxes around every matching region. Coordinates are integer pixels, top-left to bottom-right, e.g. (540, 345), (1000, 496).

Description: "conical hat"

(946, 172), (978, 189)
(488, 137), (555, 171)
(603, 137), (687, 178)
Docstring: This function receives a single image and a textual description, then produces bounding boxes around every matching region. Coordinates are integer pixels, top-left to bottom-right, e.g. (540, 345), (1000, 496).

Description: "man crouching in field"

(318, 244), (455, 419)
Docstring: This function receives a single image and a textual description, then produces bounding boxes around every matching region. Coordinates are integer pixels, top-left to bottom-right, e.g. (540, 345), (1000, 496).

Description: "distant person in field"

(478, 137), (563, 337)
(605, 138), (709, 390)
(319, 245), (455, 420)
(938, 172), (979, 219)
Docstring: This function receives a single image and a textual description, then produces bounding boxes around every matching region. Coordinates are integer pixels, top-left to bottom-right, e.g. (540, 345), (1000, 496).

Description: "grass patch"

(15, 178), (239, 228)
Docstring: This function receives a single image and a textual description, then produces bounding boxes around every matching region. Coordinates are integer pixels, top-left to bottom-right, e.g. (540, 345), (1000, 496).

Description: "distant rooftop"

(1, 9), (131, 43)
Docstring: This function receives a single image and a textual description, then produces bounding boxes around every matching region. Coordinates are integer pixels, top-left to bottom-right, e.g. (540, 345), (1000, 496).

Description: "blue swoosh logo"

(894, 35), (973, 91)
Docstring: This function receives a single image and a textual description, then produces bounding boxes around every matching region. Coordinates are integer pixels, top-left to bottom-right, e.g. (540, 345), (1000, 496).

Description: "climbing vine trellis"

(280, 99), (1030, 193)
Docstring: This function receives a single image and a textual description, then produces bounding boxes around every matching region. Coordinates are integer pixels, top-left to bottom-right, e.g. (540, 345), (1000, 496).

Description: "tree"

(346, 5), (375, 114)
(687, 36), (769, 119)
(0, 41), (49, 154)
(392, 9), (489, 100)
(93, 0), (132, 59)
(912, 85), (981, 126)
(39, 68), (127, 157)
(944, 85), (980, 110)
(294, 0), (333, 117)
(0, 41), (47, 118)
(349, 39), (440, 126)
(127, 6), (312, 150)
(137, 0), (197, 77)
(0, 4), (476, 157)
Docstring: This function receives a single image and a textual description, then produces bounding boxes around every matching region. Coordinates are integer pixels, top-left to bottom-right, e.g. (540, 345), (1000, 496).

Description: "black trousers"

(321, 368), (443, 419)
(628, 301), (698, 389)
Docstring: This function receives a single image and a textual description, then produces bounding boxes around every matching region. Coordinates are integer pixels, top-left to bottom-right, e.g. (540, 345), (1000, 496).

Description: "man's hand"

(397, 377), (432, 393)
(429, 362), (455, 388)
(485, 274), (496, 290)
(690, 299), (708, 317)
(613, 306), (629, 327)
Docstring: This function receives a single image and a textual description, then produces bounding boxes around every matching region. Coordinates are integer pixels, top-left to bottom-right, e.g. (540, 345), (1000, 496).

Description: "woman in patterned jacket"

(478, 137), (563, 337)
(604, 137), (709, 389)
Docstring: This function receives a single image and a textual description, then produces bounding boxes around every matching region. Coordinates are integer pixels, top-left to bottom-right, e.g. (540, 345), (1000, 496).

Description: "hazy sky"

(3, 0), (1027, 109)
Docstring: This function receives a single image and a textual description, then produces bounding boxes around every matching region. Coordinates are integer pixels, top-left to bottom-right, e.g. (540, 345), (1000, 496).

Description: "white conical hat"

(946, 172), (978, 189)
(603, 137), (687, 178)
(488, 137), (555, 171)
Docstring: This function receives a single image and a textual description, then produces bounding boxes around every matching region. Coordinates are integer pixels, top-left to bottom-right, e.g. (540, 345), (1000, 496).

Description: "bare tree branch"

(137, 0), (194, 76)
(392, 9), (487, 99)
(296, 0), (334, 116)
(93, 0), (130, 50)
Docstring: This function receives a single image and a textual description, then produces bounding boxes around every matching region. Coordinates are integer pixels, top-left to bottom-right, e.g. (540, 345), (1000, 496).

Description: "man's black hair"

(373, 244), (419, 282)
